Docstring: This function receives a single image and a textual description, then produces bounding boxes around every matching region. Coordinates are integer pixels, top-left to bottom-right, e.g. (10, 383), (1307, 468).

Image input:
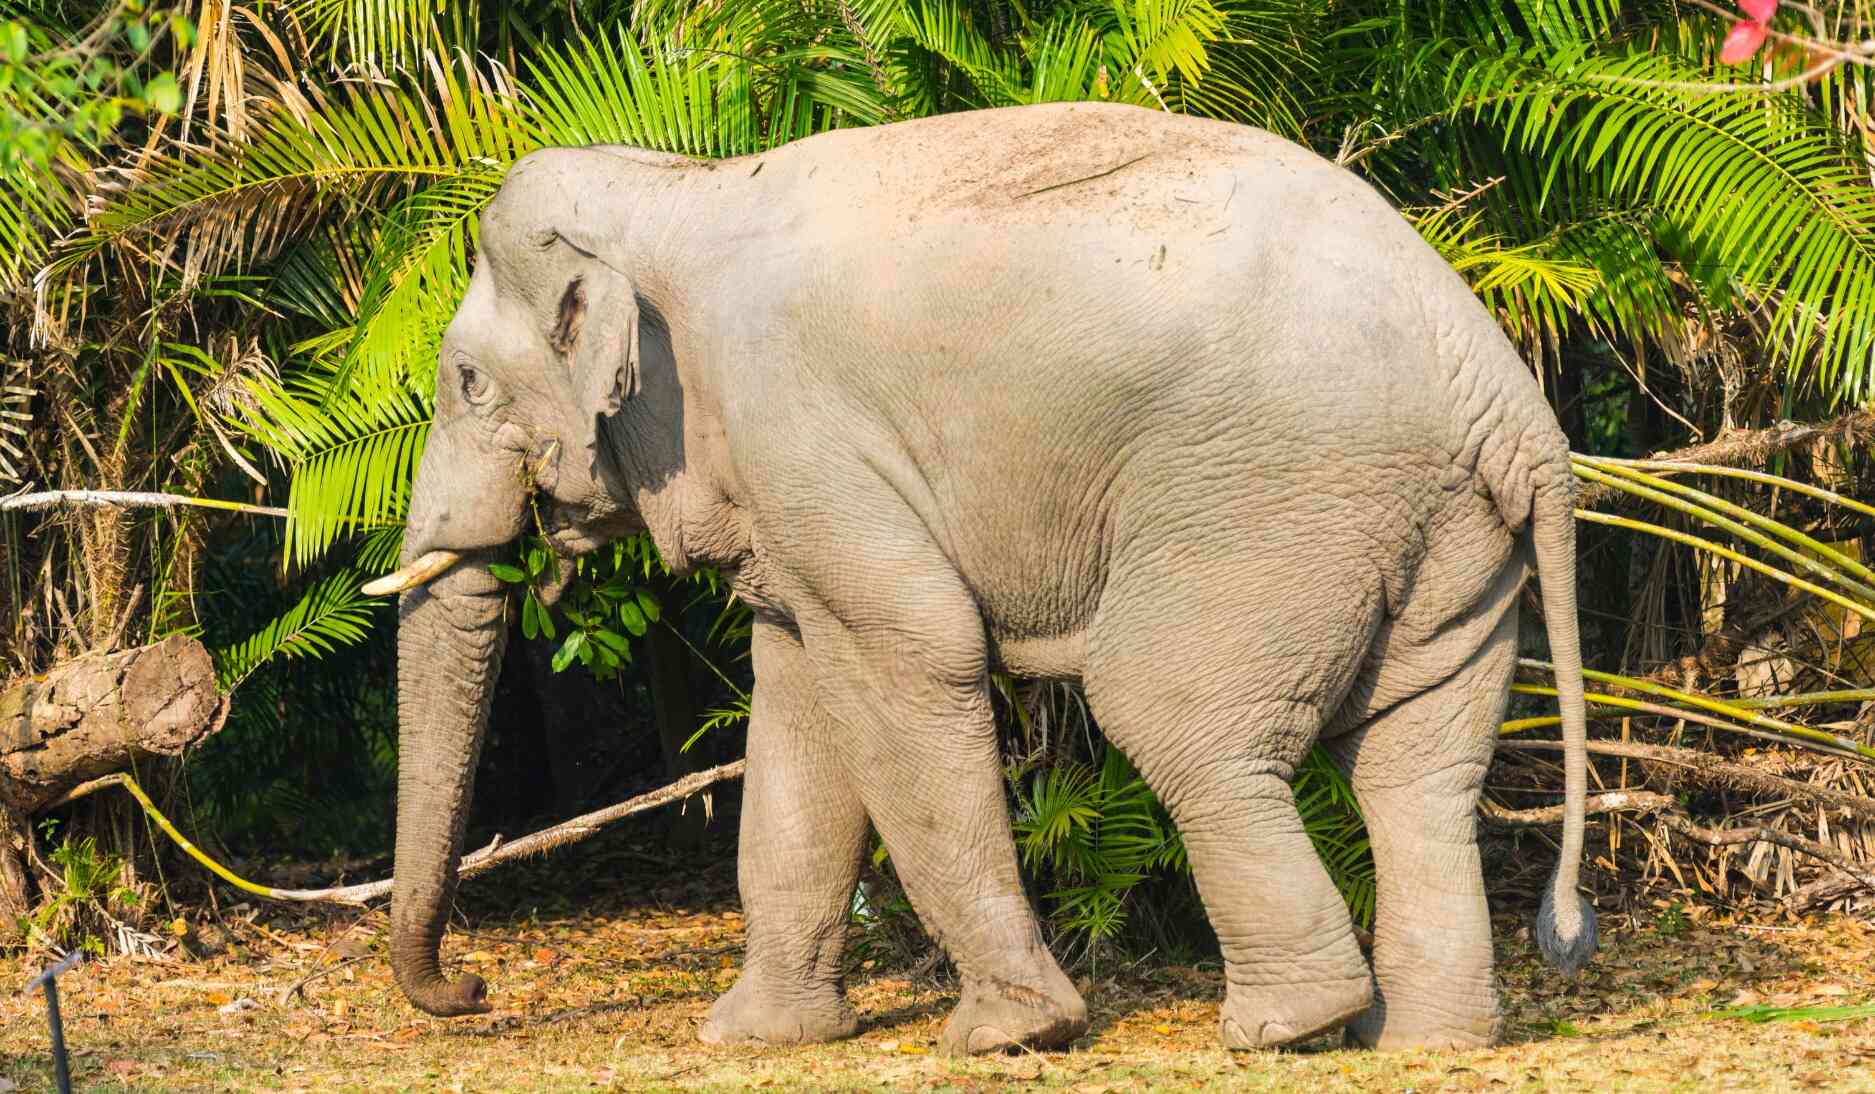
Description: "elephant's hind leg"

(1083, 575), (1382, 1049)
(1329, 609), (1518, 1051)
(1114, 704), (1375, 1049)
(700, 621), (869, 1047)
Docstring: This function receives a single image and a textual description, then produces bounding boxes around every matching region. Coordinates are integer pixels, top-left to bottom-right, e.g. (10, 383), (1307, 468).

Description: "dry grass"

(5, 846), (1875, 1093)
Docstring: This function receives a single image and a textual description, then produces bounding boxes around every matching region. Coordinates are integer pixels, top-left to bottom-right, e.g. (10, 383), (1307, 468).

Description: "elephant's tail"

(1529, 466), (1597, 976)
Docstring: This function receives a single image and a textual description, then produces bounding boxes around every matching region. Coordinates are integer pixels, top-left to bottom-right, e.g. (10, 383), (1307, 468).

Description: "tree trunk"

(0, 801), (29, 925)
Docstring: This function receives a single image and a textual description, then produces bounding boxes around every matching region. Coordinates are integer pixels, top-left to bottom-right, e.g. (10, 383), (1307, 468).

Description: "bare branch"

(1656, 812), (1875, 895)
(1480, 789), (1680, 826)
(1481, 789), (1875, 898)
(0, 489), (288, 518)
(1501, 738), (1875, 823)
(1578, 410), (1875, 507)
(1787, 874), (1866, 910)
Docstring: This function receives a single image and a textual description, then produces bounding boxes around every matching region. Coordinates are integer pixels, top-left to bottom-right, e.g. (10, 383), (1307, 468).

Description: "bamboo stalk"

(1507, 684), (1874, 762)
(1594, 457), (1875, 523)
(1569, 413), (1875, 507)
(1727, 689), (1875, 710)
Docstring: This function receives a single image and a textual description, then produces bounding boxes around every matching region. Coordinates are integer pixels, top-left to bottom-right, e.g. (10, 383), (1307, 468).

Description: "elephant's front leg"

(700, 620), (870, 1046)
(797, 588), (1088, 1055)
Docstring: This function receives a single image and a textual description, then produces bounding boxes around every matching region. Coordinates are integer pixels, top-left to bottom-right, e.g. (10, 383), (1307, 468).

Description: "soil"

(4, 835), (1875, 1092)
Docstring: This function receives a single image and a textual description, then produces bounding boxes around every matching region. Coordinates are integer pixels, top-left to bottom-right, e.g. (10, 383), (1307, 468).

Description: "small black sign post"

(25, 949), (83, 1094)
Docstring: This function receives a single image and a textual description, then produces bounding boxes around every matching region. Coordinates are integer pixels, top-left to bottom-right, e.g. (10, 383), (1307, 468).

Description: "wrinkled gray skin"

(385, 101), (1596, 1055)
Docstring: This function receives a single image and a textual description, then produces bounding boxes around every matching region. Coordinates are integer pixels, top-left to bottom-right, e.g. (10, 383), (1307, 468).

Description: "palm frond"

(1173, 0), (1323, 135)
(1017, 16), (1111, 105)
(331, 167), (492, 402)
(290, 0), (480, 71)
(233, 360), (432, 568)
(52, 53), (527, 296)
(1295, 747), (1375, 927)
(1449, 42), (1875, 403)
(1412, 199), (1603, 348)
(0, 8), (105, 291)
(213, 571), (382, 688)
(1107, 0), (1231, 93)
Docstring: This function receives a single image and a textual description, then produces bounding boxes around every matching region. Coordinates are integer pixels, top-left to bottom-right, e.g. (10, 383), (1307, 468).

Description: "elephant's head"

(369, 150), (660, 1016)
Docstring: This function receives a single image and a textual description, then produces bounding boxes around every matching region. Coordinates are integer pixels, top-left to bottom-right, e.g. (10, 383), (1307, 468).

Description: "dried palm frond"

(0, 359), (34, 488)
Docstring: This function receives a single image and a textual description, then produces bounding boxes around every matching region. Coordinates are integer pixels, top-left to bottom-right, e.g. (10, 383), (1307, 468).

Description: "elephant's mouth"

(543, 509), (605, 557)
(362, 523), (597, 602)
(363, 487), (626, 601)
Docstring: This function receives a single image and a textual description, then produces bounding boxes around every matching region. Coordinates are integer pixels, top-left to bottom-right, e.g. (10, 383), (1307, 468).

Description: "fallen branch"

(281, 954), (372, 1006)
(1499, 738), (1875, 823)
(1480, 790), (1679, 827)
(0, 489), (287, 518)
(53, 760), (748, 906)
(1577, 410), (1875, 508)
(1786, 875), (1866, 912)
(1480, 792), (1875, 899)
(1656, 813), (1875, 897)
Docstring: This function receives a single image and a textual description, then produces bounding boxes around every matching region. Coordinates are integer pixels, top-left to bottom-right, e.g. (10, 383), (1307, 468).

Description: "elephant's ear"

(553, 269), (641, 425)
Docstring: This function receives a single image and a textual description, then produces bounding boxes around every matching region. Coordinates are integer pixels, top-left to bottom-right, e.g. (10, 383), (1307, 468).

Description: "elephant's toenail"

(965, 1025), (1017, 1054)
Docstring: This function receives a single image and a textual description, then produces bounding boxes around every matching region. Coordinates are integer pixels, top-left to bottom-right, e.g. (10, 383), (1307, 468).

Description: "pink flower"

(1720, 0), (1777, 65)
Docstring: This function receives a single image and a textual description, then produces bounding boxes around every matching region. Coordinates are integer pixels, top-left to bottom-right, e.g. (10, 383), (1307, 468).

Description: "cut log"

(1, 635), (226, 814)
(0, 635), (225, 925)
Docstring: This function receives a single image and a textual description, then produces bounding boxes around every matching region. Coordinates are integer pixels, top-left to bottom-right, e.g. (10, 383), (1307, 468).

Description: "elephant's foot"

(1218, 973), (1373, 1050)
(1344, 995), (1499, 1051)
(697, 974), (859, 1047)
(938, 973), (1088, 1055)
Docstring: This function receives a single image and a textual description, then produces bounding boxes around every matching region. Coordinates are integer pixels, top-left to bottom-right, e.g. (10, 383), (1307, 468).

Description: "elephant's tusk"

(362, 550), (463, 596)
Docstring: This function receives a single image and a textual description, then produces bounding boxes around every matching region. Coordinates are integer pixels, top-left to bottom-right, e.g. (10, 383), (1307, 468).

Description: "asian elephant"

(368, 101), (1595, 1055)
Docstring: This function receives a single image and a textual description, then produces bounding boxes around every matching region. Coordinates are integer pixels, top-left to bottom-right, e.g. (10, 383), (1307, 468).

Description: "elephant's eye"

(459, 364), (489, 404)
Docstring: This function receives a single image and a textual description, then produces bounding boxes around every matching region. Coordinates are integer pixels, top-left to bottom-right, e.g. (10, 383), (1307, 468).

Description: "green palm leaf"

(290, 0), (478, 69)
(213, 571), (382, 688)
(51, 54), (528, 294)
(332, 167), (494, 402)
(1450, 43), (1875, 402)
(233, 358), (432, 568)
(1412, 200), (1602, 348)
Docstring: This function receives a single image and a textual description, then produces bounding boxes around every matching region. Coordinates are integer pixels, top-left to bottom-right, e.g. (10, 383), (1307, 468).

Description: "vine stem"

(48, 761), (748, 905)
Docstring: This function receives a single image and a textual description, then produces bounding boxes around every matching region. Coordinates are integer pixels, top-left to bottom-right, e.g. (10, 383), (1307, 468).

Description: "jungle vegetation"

(2, 0), (1873, 962)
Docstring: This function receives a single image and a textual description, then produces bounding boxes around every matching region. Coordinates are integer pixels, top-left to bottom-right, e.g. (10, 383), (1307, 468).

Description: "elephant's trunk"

(389, 553), (508, 1017)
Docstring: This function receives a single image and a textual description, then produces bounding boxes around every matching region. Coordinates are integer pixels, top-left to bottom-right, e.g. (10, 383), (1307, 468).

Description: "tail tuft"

(1535, 884), (1598, 978)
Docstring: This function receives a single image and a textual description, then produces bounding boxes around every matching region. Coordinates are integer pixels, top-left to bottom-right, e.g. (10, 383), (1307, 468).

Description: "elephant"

(365, 100), (1595, 1055)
